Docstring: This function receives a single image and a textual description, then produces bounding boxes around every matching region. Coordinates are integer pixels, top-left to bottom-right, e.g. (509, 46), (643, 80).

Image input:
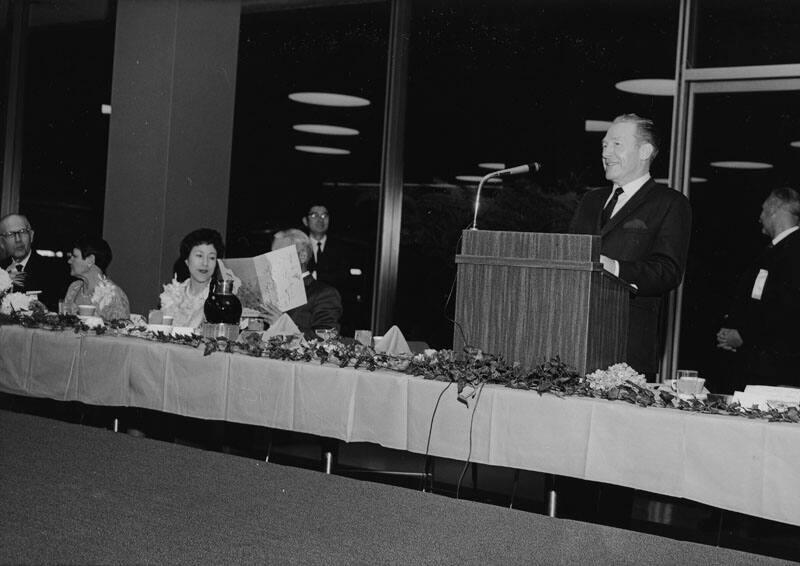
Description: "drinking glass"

(315, 328), (338, 341)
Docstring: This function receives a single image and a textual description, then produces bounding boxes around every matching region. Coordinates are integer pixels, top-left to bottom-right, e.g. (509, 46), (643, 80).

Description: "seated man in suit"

(0, 213), (69, 311)
(716, 187), (800, 388)
(262, 228), (343, 340)
(569, 114), (692, 377)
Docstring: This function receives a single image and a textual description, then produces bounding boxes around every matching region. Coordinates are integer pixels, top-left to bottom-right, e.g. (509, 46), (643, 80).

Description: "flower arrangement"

(1, 292), (34, 315)
(586, 363), (646, 391)
(0, 271), (45, 316)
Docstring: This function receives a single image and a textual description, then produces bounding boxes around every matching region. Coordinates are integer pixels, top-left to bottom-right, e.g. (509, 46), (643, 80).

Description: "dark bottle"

(203, 278), (242, 324)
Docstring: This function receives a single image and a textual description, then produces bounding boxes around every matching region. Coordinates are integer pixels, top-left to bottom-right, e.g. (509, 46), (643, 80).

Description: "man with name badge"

(716, 187), (800, 386)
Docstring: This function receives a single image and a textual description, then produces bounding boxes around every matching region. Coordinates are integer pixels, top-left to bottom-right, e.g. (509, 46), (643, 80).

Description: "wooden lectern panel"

(454, 230), (628, 375)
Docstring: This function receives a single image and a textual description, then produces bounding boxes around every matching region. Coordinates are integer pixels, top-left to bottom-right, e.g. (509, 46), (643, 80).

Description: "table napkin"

(263, 313), (303, 340)
(374, 325), (412, 355)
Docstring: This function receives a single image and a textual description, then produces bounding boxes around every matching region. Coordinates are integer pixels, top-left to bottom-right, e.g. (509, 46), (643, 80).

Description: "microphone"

(493, 162), (542, 176)
(469, 161), (542, 230)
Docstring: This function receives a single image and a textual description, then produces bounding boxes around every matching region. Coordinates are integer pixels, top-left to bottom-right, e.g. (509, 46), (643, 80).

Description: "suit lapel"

(600, 179), (657, 236)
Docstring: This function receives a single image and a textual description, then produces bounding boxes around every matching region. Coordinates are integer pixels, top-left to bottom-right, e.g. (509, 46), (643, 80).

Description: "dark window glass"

(19, 2), (115, 254)
(692, 0), (800, 68)
(397, 0), (679, 348)
(228, 3), (389, 336)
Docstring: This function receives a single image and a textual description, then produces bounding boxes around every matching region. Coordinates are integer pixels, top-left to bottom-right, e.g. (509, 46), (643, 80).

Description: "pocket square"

(623, 219), (648, 230)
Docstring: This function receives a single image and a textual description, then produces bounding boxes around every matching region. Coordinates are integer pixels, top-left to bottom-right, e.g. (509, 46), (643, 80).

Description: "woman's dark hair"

(179, 228), (225, 261)
(73, 235), (113, 272)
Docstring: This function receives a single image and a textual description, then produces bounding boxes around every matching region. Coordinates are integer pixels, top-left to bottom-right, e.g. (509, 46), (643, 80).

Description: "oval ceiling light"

(288, 92), (370, 107)
(294, 145), (350, 155)
(790, 141), (800, 148)
(478, 162), (506, 170)
(293, 124), (359, 136)
(455, 175), (501, 183)
(709, 161), (773, 170)
(654, 177), (708, 184)
(615, 79), (675, 96)
(585, 120), (613, 132)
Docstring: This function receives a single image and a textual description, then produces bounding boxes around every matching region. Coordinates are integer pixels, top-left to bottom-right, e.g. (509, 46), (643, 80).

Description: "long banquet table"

(1, 324), (799, 527)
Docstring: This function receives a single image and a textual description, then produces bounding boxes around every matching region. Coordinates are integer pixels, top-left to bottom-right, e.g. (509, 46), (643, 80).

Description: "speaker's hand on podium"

(599, 254), (620, 277)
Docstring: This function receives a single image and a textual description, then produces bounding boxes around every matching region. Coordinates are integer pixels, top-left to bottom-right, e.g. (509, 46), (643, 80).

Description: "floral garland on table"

(0, 309), (798, 424)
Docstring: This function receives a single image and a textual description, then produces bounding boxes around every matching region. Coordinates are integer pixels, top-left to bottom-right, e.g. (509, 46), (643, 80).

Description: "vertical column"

(371, 0), (410, 333)
(103, 0), (240, 314)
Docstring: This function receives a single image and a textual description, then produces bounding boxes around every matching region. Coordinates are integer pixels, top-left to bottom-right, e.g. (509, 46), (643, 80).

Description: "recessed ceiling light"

(294, 145), (350, 155)
(654, 177), (709, 184)
(478, 162), (506, 170)
(585, 120), (613, 132)
(293, 124), (359, 136)
(709, 161), (773, 170)
(288, 92), (370, 107)
(615, 79), (675, 96)
(455, 175), (502, 183)
(790, 141), (800, 148)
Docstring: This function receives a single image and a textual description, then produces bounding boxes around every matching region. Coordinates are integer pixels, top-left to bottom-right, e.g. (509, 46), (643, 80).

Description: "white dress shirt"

(772, 225), (799, 246)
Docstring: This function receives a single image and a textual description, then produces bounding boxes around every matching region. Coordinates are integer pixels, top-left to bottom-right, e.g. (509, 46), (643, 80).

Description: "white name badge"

(751, 269), (768, 300)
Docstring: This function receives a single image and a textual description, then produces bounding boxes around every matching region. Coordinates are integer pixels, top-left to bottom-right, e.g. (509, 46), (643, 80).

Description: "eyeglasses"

(308, 212), (329, 220)
(1, 229), (32, 240)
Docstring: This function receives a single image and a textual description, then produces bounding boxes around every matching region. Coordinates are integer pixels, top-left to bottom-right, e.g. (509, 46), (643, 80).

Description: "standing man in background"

(716, 187), (800, 388)
(569, 114), (692, 376)
(302, 202), (369, 336)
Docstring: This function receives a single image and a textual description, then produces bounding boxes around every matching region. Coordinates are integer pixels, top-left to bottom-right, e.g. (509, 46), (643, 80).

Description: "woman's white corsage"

(1, 291), (33, 315)
(159, 277), (185, 312)
(0, 269), (12, 295)
(91, 277), (118, 310)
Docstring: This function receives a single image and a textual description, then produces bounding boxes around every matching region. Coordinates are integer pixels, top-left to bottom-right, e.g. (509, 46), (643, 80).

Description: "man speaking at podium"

(569, 114), (691, 376)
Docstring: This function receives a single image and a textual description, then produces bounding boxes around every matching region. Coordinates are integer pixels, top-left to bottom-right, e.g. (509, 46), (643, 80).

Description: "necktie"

(601, 187), (624, 227)
(316, 241), (323, 260)
(15, 264), (22, 272)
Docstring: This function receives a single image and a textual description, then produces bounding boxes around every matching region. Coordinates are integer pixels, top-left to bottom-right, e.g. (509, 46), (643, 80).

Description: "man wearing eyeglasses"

(0, 213), (66, 311)
(302, 203), (370, 336)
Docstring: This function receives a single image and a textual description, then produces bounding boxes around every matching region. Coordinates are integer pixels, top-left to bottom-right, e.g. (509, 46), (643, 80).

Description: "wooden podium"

(453, 230), (630, 375)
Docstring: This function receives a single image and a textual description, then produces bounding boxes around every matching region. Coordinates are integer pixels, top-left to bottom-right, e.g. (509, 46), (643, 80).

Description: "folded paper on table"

(734, 385), (800, 411)
(374, 325), (412, 355)
(220, 248), (307, 313)
(262, 313), (303, 340)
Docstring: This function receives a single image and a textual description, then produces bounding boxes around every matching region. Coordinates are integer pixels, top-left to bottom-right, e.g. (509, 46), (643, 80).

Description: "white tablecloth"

(1, 325), (799, 526)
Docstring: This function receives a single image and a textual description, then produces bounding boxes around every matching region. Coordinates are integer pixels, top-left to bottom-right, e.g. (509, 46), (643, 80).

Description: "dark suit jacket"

(724, 229), (800, 385)
(288, 274), (343, 340)
(308, 236), (355, 290)
(1, 252), (70, 312)
(569, 179), (692, 373)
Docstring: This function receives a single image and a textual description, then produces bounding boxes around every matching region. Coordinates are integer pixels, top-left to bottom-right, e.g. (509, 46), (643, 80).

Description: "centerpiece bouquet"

(0, 269), (44, 316)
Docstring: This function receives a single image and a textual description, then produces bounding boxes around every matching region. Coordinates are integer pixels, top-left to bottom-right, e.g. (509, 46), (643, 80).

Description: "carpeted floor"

(0, 410), (794, 565)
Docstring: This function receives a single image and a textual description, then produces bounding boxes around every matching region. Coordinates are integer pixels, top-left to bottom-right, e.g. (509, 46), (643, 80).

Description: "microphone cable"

(455, 381), (486, 500)
(421, 381), (453, 492)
